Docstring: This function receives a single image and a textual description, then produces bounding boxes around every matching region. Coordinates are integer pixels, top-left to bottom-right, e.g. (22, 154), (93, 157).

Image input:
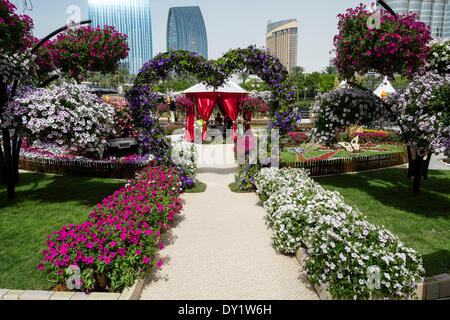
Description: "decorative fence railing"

(280, 151), (408, 176)
(18, 157), (150, 179)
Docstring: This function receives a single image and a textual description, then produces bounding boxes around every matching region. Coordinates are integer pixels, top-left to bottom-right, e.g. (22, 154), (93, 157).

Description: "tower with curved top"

(167, 6), (208, 59)
(266, 19), (299, 73)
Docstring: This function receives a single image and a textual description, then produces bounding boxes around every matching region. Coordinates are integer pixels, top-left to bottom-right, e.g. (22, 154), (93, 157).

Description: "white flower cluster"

(170, 136), (199, 179)
(310, 88), (388, 145)
(0, 49), (37, 84)
(255, 168), (424, 299)
(426, 39), (450, 76)
(2, 81), (115, 153)
(388, 72), (449, 156)
(248, 90), (272, 104)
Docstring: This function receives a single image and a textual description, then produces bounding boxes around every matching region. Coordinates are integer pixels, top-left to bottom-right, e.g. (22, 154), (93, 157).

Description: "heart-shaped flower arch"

(126, 45), (297, 160)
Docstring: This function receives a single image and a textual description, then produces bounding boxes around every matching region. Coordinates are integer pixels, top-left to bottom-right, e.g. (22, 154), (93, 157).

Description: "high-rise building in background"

(266, 19), (298, 73)
(166, 6), (208, 58)
(383, 0), (449, 39)
(88, 0), (153, 75)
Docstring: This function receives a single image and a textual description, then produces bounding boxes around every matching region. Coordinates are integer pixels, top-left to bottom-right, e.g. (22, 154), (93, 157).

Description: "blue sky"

(22, 0), (372, 73)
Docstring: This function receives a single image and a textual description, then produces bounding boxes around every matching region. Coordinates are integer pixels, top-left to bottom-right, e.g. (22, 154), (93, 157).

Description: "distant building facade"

(383, 0), (449, 38)
(88, 0), (153, 75)
(266, 19), (299, 73)
(166, 6), (208, 58)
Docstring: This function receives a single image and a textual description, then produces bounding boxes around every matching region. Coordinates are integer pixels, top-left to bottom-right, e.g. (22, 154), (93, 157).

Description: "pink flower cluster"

(286, 132), (309, 145)
(174, 96), (194, 113)
(334, 3), (432, 79)
(107, 98), (138, 139)
(239, 97), (269, 114)
(39, 165), (183, 292)
(0, 0), (34, 52)
(353, 132), (400, 144)
(34, 25), (129, 81)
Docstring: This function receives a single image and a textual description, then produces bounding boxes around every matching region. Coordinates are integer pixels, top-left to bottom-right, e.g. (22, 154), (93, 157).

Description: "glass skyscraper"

(88, 0), (153, 75)
(166, 6), (208, 59)
(384, 0), (449, 39)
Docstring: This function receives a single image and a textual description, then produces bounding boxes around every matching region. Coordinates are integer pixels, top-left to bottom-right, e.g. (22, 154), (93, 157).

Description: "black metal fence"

(280, 151), (408, 176)
(19, 157), (150, 179)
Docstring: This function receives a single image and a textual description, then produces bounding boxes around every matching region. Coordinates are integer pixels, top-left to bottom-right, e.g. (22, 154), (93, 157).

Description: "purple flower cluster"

(269, 110), (301, 134)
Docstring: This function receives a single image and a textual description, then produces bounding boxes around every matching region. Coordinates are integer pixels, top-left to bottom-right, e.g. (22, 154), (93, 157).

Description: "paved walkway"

(139, 145), (318, 300)
(429, 153), (450, 171)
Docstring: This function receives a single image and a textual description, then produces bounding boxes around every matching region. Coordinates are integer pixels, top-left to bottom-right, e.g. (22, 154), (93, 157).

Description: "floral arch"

(125, 46), (297, 157)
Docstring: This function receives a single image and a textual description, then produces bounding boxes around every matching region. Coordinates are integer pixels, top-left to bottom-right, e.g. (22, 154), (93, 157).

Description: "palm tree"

(291, 66), (305, 77)
(237, 72), (250, 86)
(323, 65), (338, 75)
(291, 66), (305, 101)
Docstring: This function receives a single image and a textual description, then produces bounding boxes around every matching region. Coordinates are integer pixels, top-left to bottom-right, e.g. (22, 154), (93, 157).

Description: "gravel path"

(139, 145), (318, 300)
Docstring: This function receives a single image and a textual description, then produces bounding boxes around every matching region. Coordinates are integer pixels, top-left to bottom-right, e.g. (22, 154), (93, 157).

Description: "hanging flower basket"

(174, 96), (194, 113)
(334, 3), (432, 80)
(239, 97), (269, 114)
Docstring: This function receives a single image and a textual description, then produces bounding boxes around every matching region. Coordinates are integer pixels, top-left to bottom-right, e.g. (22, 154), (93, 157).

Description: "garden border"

(280, 151), (408, 176)
(0, 278), (145, 300)
(295, 247), (450, 300)
(18, 156), (150, 179)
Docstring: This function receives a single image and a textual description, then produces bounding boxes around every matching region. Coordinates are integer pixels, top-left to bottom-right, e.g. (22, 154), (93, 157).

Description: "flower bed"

(39, 165), (183, 293)
(18, 141), (155, 179)
(255, 168), (424, 300)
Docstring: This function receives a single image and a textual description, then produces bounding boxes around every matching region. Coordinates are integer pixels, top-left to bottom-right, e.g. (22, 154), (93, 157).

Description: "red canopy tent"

(182, 81), (249, 142)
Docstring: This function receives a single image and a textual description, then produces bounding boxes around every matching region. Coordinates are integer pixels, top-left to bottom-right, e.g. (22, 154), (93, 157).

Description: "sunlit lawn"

(0, 173), (126, 290)
(281, 144), (405, 162)
(315, 168), (450, 276)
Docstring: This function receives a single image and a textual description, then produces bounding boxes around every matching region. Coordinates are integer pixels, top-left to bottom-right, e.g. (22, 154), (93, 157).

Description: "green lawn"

(314, 168), (450, 276)
(185, 181), (207, 193)
(0, 173), (126, 290)
(229, 182), (254, 193)
(281, 144), (405, 162)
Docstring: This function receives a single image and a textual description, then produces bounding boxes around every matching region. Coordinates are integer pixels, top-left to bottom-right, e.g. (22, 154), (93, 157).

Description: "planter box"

(0, 279), (145, 301)
(295, 247), (449, 301)
(108, 138), (139, 150)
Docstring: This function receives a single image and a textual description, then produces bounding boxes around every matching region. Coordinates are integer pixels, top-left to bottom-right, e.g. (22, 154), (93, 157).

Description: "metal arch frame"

(377, 0), (398, 17)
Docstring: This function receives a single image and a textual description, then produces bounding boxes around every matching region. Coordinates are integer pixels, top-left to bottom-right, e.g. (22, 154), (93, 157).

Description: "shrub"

(311, 88), (388, 146)
(426, 39), (450, 76)
(2, 81), (115, 153)
(239, 97), (269, 114)
(351, 132), (401, 144)
(169, 136), (199, 189)
(285, 132), (309, 146)
(107, 98), (138, 139)
(39, 165), (183, 292)
(255, 168), (424, 300)
(387, 72), (449, 155)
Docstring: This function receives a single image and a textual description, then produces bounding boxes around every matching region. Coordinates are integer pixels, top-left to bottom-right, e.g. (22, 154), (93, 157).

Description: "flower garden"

(0, 0), (449, 300)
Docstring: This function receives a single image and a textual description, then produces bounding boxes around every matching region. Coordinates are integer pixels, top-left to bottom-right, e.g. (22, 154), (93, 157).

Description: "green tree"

(319, 74), (336, 93)
(237, 72), (250, 86)
(323, 65), (338, 75)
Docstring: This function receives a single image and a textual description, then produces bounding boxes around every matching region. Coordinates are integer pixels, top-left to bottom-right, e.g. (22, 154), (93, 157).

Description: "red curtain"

(194, 92), (219, 141)
(217, 93), (242, 141)
(185, 94), (195, 142)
